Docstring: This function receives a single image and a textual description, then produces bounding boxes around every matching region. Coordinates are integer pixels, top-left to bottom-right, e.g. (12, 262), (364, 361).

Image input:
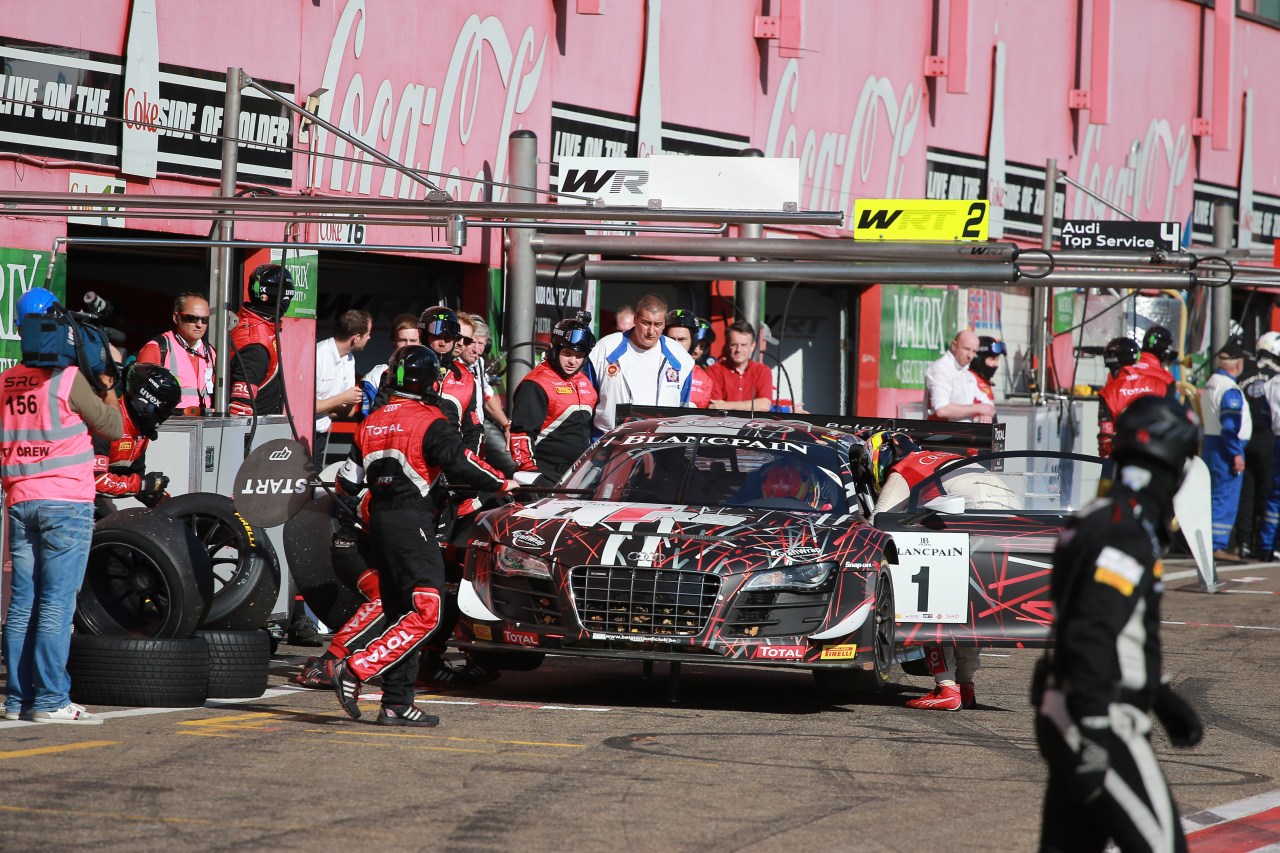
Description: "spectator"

(1202, 340), (1250, 560)
(229, 264), (295, 416)
(419, 306), (482, 453)
(3, 287), (123, 725)
(509, 317), (598, 484)
(923, 330), (995, 423)
(458, 314), (516, 476)
(1036, 396), (1203, 851)
(664, 309), (714, 408)
(707, 320), (773, 412)
(1236, 330), (1280, 558)
(315, 309), (373, 466)
(968, 336), (1006, 406)
(93, 364), (181, 516)
(135, 292), (215, 414)
(587, 293), (694, 434)
(614, 305), (635, 333)
(360, 313), (420, 416)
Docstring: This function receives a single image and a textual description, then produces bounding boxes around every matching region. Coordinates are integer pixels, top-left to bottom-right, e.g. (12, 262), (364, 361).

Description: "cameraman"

(2, 288), (123, 725)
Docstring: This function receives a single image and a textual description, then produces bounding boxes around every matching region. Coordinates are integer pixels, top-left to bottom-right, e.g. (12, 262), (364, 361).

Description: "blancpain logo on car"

(511, 531), (546, 549)
(897, 545), (964, 556)
(769, 546), (822, 562)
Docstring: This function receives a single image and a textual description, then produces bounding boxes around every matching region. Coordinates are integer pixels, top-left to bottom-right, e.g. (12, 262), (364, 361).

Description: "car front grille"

(488, 576), (562, 626)
(571, 566), (720, 637)
(724, 590), (833, 638)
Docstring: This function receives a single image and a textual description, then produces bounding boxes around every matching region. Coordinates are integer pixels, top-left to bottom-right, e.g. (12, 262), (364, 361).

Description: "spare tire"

(68, 634), (209, 707)
(284, 493), (365, 629)
(196, 629), (271, 699)
(160, 493), (280, 631)
(75, 508), (212, 639)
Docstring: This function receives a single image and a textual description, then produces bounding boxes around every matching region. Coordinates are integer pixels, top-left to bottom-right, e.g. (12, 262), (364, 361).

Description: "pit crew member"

(228, 264), (294, 416)
(93, 364), (181, 514)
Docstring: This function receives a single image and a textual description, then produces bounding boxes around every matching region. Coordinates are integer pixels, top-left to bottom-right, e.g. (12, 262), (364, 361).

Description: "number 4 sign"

(886, 531), (971, 623)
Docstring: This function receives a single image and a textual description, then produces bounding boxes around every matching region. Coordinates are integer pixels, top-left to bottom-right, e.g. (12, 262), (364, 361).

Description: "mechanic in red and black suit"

(1097, 328), (1178, 458)
(93, 364), (182, 517)
(419, 306), (483, 454)
(327, 345), (517, 726)
(662, 309), (714, 408)
(509, 317), (598, 485)
(228, 264), (295, 417)
(969, 336), (1007, 406)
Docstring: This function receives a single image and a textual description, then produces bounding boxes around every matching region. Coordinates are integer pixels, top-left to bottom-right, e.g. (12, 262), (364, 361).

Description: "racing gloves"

(1153, 682), (1203, 748)
(137, 471), (170, 507)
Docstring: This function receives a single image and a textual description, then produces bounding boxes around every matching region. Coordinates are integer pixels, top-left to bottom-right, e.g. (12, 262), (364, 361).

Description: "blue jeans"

(3, 500), (95, 714)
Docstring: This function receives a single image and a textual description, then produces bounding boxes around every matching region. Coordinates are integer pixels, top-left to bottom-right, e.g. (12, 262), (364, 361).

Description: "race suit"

(971, 369), (995, 404)
(508, 360), (597, 484)
(438, 360), (483, 455)
(335, 395), (504, 706)
(689, 364), (714, 408)
(1201, 370), (1250, 550)
(1036, 478), (1188, 852)
(92, 401), (163, 516)
(1236, 360), (1274, 554)
(1097, 354), (1178, 458)
(1258, 371), (1280, 555)
(228, 309), (283, 416)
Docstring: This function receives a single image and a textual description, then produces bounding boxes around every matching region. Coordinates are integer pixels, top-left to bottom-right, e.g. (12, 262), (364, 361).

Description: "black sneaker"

(288, 615), (325, 647)
(416, 653), (499, 688)
(327, 658), (362, 720)
(376, 703), (440, 727)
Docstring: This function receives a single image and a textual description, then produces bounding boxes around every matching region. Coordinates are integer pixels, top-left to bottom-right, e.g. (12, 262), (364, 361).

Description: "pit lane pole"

(506, 130), (538, 391)
(737, 149), (765, 355)
(1029, 157), (1056, 402)
(210, 67), (242, 414)
(1212, 201), (1235, 355)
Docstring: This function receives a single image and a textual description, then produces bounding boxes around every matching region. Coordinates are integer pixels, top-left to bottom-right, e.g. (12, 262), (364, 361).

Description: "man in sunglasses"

(419, 306), (482, 454)
(136, 292), (216, 414)
(968, 336), (1007, 407)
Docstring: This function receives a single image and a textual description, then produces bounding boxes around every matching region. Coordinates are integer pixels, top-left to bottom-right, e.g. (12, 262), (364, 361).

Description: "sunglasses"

(179, 314), (210, 325)
(458, 336), (475, 346)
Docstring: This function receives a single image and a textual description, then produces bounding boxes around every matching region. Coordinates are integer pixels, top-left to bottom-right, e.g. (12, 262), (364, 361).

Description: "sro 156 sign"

(1060, 220), (1181, 251)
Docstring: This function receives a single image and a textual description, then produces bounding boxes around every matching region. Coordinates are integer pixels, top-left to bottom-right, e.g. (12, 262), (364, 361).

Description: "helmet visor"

(562, 327), (592, 349)
(423, 318), (456, 339)
(987, 341), (1008, 357)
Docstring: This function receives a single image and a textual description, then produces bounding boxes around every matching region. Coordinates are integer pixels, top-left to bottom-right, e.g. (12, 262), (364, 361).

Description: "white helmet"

(1258, 331), (1280, 368)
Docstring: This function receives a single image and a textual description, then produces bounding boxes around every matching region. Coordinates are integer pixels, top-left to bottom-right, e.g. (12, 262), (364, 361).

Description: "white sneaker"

(31, 703), (103, 725)
(4, 709), (27, 721)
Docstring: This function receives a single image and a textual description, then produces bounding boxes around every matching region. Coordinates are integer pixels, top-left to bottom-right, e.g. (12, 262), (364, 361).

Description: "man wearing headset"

(228, 264), (295, 417)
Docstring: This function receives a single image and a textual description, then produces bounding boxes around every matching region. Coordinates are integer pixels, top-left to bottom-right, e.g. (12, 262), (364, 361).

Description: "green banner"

(879, 284), (959, 389)
(270, 249), (318, 319)
(0, 248), (66, 368)
(1052, 288), (1076, 334)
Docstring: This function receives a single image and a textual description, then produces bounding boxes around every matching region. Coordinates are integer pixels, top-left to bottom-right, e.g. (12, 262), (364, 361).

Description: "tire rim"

(175, 511), (254, 598)
(84, 542), (175, 636)
(872, 573), (894, 676)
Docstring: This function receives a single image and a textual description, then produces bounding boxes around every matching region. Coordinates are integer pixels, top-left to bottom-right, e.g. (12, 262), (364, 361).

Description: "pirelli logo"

(853, 199), (989, 242)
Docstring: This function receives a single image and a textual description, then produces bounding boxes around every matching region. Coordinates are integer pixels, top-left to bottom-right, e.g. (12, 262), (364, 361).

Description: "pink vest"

(152, 330), (214, 411)
(0, 365), (94, 506)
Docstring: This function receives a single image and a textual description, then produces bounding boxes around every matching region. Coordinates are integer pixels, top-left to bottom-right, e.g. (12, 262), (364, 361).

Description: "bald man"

(923, 330), (997, 423)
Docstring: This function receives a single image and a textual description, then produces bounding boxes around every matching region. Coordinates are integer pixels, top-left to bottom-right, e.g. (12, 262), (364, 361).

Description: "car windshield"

(904, 452), (1104, 514)
(562, 433), (851, 514)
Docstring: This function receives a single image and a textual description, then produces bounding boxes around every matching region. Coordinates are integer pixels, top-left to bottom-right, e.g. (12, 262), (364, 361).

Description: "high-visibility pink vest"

(140, 330), (214, 411)
(0, 365), (94, 506)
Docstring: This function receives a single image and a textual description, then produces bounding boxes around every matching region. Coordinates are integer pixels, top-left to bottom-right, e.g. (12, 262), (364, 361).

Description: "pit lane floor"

(1, 558), (1277, 853)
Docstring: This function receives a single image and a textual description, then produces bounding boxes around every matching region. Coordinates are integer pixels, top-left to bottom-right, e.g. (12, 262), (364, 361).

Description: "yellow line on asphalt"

(0, 741), (119, 760)
(291, 736), (499, 755)
(300, 728), (584, 749)
(0, 803), (210, 825)
(179, 713), (277, 727)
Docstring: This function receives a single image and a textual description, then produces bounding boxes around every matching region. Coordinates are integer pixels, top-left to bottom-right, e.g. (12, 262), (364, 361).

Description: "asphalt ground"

(1, 558), (1277, 853)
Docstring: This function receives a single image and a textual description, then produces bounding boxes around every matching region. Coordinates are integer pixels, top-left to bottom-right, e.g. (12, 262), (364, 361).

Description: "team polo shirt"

(708, 359), (773, 404)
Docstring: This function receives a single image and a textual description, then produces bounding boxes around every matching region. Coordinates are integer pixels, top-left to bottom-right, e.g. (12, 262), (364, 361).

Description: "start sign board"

(853, 199), (989, 242)
(1060, 220), (1181, 251)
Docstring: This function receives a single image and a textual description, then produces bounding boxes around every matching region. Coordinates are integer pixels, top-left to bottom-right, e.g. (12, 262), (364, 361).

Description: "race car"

(457, 415), (1095, 693)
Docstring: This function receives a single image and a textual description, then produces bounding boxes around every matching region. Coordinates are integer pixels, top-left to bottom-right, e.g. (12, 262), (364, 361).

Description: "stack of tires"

(70, 494), (280, 708)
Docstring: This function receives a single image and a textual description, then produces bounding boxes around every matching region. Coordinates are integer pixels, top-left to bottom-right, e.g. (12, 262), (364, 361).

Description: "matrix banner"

(0, 248), (67, 369)
(879, 285), (959, 389)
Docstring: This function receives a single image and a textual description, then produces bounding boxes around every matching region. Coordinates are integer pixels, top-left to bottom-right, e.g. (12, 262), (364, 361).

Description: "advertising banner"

(556, 156), (799, 210)
(0, 248), (66, 369)
(270, 249), (318, 320)
(879, 284), (959, 390)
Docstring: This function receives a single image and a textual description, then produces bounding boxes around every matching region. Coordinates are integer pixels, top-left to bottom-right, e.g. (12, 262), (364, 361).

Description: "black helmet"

(386, 345), (444, 404)
(1103, 336), (1141, 375)
(1141, 325), (1177, 365)
(244, 264), (295, 317)
(971, 336), (1007, 380)
(693, 317), (715, 348)
(665, 308), (699, 331)
(418, 306), (460, 341)
(123, 363), (181, 438)
(1112, 396), (1201, 482)
(549, 318), (595, 377)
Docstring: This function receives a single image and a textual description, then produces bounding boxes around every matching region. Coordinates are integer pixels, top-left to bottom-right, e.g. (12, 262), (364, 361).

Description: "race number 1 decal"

(886, 532), (970, 623)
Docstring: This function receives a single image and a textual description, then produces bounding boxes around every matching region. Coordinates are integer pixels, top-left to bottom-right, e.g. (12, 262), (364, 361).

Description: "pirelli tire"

(75, 508), (214, 640)
(195, 629), (271, 699)
(812, 569), (896, 697)
(160, 493), (281, 632)
(284, 492), (365, 630)
(68, 634), (209, 708)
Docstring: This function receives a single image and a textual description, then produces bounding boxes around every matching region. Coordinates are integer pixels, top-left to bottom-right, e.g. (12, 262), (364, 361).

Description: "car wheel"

(283, 493), (365, 629)
(813, 569), (896, 695)
(160, 493), (280, 631)
(196, 629), (271, 699)
(68, 634), (209, 707)
(75, 509), (212, 639)
(467, 650), (546, 672)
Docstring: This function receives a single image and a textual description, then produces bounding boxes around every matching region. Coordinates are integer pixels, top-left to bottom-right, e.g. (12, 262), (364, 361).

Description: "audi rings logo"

(511, 531), (546, 549)
(627, 552), (662, 562)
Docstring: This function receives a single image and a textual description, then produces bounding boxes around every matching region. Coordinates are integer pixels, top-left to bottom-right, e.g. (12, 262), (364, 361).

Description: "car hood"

(478, 498), (879, 572)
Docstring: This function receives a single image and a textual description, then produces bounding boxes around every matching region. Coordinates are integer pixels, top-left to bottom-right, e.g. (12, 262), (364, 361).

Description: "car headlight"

(493, 544), (552, 580)
(742, 562), (834, 592)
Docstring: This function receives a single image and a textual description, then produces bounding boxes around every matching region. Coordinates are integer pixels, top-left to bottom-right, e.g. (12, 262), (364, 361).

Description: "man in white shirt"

(923, 329), (997, 423)
(588, 293), (694, 435)
(314, 309), (372, 464)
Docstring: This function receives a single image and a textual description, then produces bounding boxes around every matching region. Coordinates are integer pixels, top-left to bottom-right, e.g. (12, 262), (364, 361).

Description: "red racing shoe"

(906, 684), (963, 711)
(959, 681), (977, 710)
(291, 656), (333, 689)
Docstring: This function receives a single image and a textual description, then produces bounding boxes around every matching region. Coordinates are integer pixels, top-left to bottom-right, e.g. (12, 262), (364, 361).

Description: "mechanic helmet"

(858, 430), (922, 494)
(549, 318), (596, 376)
(243, 264), (295, 318)
(1257, 331), (1280, 370)
(17, 287), (59, 318)
(385, 345), (444, 404)
(970, 336), (1008, 381)
(123, 363), (181, 438)
(1103, 336), (1141, 376)
(692, 317), (715, 347)
(665, 308), (699, 332)
(418, 306), (460, 341)
(760, 458), (822, 507)
(1141, 324), (1177, 365)
(1112, 396), (1201, 486)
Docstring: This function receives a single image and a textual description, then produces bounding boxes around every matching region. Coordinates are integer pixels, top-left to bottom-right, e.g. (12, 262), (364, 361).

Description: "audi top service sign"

(1060, 220), (1182, 252)
(555, 156), (799, 211)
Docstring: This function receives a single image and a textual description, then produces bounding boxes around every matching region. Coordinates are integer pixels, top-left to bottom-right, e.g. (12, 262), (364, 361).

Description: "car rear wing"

(616, 406), (1003, 455)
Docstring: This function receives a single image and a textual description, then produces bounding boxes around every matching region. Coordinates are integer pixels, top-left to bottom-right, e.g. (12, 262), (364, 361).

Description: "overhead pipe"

(51, 236), (461, 255)
(532, 235), (1022, 261)
(584, 260), (1020, 283)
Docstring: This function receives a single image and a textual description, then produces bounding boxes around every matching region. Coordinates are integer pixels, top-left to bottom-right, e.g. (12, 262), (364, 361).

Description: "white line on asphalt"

(1162, 620), (1280, 632)
(1183, 787), (1280, 833)
(1164, 563), (1280, 582)
(0, 687), (303, 729)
